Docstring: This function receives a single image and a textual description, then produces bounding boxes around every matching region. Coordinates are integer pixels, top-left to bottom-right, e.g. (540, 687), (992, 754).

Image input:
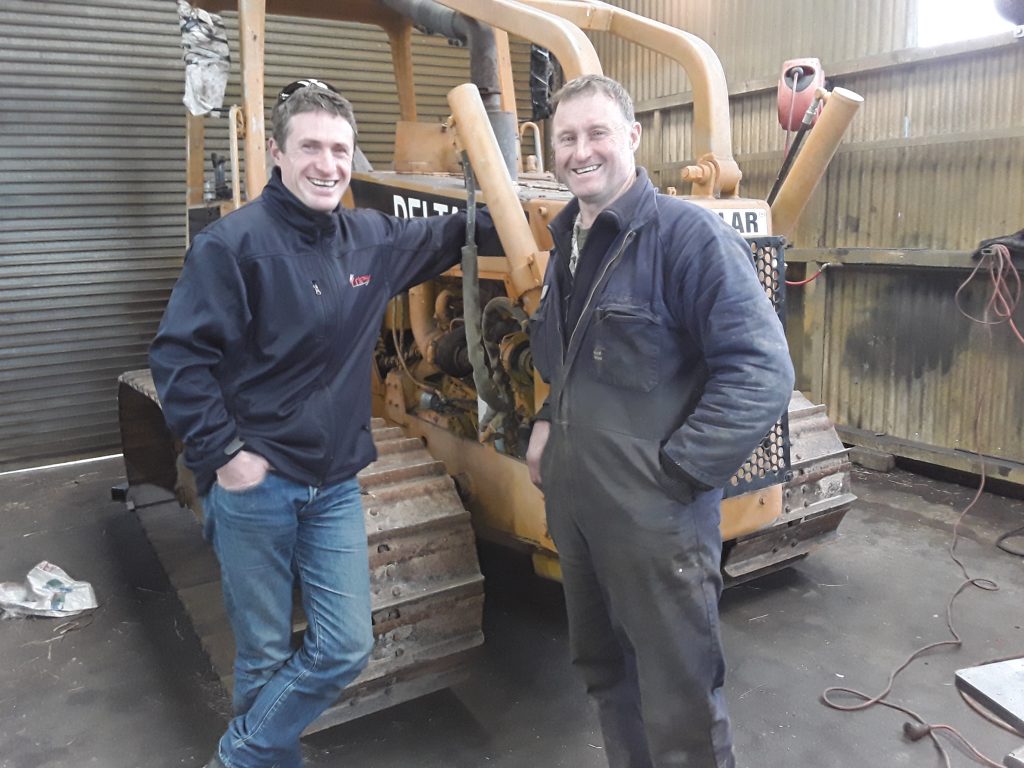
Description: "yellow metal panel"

(403, 410), (555, 552)
(720, 485), (783, 541)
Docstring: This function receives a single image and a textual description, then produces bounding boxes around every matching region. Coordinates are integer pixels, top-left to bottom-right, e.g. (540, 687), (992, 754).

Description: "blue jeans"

(203, 474), (373, 768)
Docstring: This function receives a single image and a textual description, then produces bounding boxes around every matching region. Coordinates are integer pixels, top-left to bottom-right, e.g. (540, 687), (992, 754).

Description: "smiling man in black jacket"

(149, 80), (488, 768)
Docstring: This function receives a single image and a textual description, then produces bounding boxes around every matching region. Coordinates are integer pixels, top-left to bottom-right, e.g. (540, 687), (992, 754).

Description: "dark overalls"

(530, 170), (794, 768)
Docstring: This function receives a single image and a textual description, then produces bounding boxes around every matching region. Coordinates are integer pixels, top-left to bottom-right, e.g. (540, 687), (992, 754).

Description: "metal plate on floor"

(954, 658), (1024, 733)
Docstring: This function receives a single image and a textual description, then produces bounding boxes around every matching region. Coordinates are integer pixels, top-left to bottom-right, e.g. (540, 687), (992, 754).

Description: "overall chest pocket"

(591, 303), (663, 392)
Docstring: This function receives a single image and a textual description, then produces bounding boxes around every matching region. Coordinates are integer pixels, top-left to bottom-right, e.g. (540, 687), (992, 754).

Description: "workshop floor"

(1, 456), (1022, 768)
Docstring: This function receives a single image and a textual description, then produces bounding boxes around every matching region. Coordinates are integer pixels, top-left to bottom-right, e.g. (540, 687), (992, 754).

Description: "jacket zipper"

(564, 230), (637, 361)
(313, 237), (333, 486)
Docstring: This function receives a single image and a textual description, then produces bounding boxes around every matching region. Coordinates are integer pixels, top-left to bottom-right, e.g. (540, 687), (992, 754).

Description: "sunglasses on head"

(278, 79), (339, 102)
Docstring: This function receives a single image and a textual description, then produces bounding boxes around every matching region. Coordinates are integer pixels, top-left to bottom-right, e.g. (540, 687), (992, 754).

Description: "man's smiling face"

(270, 110), (354, 212)
(552, 91), (641, 222)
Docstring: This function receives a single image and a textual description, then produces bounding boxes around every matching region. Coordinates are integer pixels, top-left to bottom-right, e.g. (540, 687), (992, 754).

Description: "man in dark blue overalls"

(527, 74), (794, 768)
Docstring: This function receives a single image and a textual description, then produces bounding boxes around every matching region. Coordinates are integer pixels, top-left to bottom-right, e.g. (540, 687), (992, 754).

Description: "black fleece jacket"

(150, 169), (487, 495)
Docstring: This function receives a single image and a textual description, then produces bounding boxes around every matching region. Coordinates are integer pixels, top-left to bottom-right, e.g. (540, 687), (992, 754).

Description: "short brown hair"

(551, 74), (635, 123)
(271, 82), (358, 150)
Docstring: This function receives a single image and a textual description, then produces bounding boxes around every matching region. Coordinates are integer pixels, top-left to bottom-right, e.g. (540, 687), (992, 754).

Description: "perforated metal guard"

(724, 238), (790, 499)
(752, 236), (785, 321)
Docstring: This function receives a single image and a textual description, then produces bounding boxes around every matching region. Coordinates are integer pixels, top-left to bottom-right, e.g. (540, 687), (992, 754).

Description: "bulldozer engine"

(117, 0), (860, 732)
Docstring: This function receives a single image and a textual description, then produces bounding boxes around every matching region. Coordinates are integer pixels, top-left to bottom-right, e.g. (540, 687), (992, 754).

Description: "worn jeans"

(203, 474), (373, 768)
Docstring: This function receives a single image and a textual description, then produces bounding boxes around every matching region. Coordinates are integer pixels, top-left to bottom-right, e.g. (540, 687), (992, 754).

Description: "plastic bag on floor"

(0, 561), (98, 618)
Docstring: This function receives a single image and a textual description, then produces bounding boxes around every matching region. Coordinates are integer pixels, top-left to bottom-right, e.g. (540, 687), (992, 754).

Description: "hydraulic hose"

(461, 157), (510, 427)
(767, 86), (819, 207)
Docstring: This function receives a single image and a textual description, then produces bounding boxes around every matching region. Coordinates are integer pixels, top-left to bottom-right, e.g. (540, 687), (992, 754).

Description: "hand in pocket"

(216, 450), (271, 492)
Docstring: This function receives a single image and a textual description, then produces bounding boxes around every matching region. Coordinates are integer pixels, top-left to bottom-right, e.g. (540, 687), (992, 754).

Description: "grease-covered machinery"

(117, 0), (861, 731)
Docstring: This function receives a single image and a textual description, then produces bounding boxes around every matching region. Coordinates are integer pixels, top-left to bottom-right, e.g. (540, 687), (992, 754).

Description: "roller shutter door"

(0, 0), (186, 471)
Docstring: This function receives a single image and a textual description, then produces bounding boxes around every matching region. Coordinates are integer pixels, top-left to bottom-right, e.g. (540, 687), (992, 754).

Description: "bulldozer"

(117, 0), (860, 733)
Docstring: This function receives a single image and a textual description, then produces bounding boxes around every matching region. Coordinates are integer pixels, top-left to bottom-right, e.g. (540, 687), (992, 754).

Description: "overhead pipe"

(381, 0), (517, 177)
(435, 0), (601, 80)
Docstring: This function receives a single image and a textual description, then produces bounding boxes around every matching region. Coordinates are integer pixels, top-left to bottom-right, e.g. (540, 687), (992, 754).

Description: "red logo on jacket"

(349, 273), (371, 288)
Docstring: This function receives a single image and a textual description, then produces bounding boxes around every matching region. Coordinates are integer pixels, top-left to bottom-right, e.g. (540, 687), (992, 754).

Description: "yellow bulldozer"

(117, 0), (860, 733)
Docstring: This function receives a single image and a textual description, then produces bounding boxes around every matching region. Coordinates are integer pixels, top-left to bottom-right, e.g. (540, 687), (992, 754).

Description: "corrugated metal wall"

(592, 0), (913, 102)
(823, 267), (1023, 465)
(0, 1), (528, 471)
(802, 43), (1024, 250)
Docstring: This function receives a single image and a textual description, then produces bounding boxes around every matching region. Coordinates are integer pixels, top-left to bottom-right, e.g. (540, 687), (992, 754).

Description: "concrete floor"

(1, 456), (1023, 768)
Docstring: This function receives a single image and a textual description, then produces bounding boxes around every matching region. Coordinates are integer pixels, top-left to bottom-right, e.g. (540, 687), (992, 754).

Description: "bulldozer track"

(117, 370), (484, 733)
